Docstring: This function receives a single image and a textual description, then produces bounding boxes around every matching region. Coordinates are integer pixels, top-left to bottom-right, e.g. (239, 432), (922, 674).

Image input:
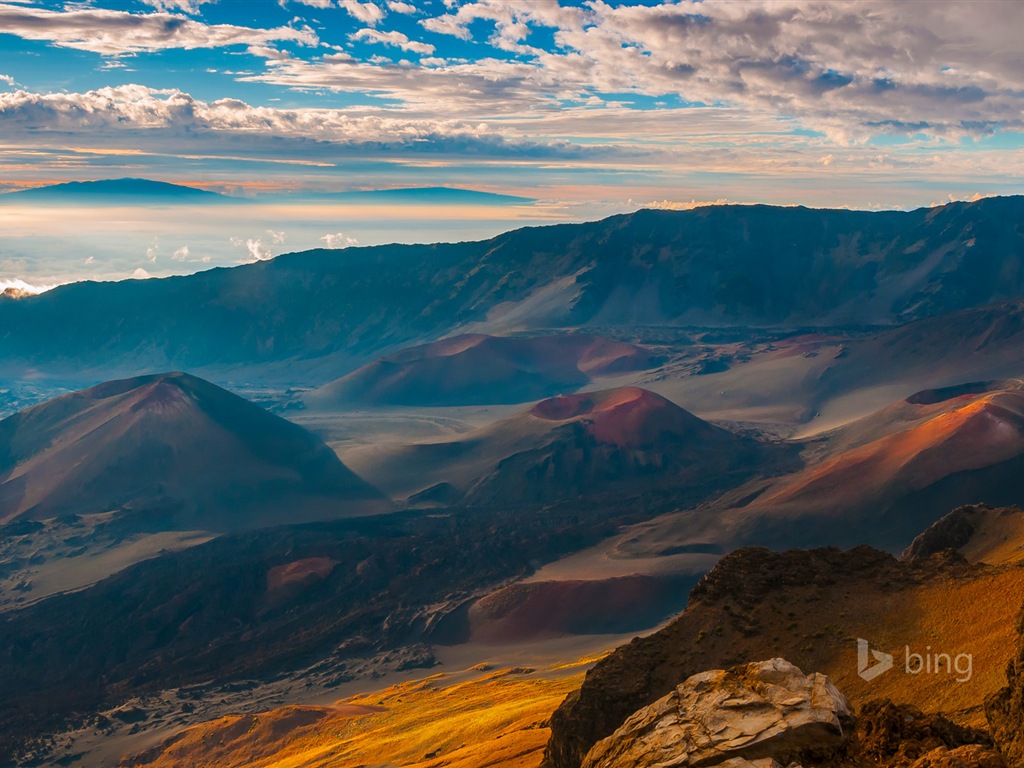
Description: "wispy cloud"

(352, 28), (434, 55)
(0, 2), (317, 56)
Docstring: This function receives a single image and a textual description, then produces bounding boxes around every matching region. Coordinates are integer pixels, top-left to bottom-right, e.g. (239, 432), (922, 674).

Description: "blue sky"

(0, 0), (1023, 289)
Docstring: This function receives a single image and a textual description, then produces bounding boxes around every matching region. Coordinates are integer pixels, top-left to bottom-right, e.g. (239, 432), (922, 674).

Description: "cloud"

(414, 0), (1024, 139)
(320, 232), (358, 248)
(0, 278), (57, 295)
(352, 28), (434, 55)
(131, 267), (151, 279)
(0, 3), (318, 56)
(0, 74), (13, 86)
(137, 0), (213, 13)
(638, 198), (738, 211)
(338, 0), (384, 27)
(171, 245), (190, 261)
(232, 230), (286, 262)
(386, 1), (417, 14)
(0, 84), (587, 162)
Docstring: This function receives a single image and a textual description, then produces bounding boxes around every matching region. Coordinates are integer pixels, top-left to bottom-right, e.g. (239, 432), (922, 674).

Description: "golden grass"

(124, 561), (1024, 766)
(809, 566), (1024, 726)
(124, 667), (586, 768)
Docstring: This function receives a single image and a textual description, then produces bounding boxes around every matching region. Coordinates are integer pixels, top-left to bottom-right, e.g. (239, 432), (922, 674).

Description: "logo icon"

(857, 638), (894, 681)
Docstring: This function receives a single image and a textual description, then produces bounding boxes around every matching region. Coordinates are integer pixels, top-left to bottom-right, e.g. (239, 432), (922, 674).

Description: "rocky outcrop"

(854, 699), (998, 767)
(577, 661), (1001, 768)
(581, 659), (853, 768)
(907, 746), (1004, 768)
(542, 545), (974, 768)
(902, 505), (989, 561)
(985, 600), (1024, 763)
(544, 548), (942, 768)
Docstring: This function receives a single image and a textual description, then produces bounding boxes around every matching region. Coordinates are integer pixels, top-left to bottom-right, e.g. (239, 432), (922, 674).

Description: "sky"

(1, 0), (1023, 288)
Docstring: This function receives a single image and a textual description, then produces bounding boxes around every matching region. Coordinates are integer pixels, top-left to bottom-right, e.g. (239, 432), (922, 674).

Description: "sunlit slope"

(730, 389), (1024, 547)
(623, 387), (1024, 554)
(123, 668), (587, 768)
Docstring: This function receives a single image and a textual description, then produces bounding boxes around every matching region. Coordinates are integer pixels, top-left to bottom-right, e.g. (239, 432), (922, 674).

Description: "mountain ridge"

(3, 196), (1024, 380)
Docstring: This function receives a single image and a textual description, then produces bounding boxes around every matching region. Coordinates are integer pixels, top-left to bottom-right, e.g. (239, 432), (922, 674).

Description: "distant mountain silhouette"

(3, 196), (1024, 379)
(0, 372), (386, 530)
(2, 178), (226, 203)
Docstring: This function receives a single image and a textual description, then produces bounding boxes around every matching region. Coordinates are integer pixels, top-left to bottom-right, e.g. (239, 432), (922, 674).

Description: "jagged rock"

(985, 613), (1024, 763)
(907, 745), (1005, 768)
(543, 545), (955, 768)
(854, 699), (995, 766)
(902, 505), (988, 561)
(580, 658), (852, 768)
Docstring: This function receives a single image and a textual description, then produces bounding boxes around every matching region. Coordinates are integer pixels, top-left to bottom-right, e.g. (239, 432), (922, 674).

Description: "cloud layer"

(0, 0), (1020, 209)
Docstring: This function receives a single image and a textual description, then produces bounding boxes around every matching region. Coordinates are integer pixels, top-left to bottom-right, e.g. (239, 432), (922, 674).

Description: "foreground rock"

(581, 658), (853, 768)
(855, 700), (999, 767)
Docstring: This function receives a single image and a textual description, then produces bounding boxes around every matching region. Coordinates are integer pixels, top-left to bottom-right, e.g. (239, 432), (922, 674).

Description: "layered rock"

(581, 658), (852, 768)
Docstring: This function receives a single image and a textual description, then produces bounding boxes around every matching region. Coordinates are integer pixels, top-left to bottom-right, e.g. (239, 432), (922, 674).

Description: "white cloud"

(0, 74), (13, 86)
(0, 84), (576, 161)
(352, 28), (434, 55)
(171, 245), (190, 261)
(338, 0), (384, 26)
(146, 238), (159, 262)
(131, 267), (151, 279)
(232, 230), (285, 262)
(638, 198), (737, 211)
(408, 0), (1024, 140)
(137, 0), (213, 13)
(0, 278), (57, 295)
(386, 1), (417, 14)
(0, 3), (318, 56)
(320, 232), (358, 248)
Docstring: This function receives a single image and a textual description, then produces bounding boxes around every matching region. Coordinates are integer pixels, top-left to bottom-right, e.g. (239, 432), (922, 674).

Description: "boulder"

(581, 658), (851, 768)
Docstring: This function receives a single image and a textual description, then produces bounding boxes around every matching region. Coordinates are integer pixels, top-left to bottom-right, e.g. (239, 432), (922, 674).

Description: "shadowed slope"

(0, 372), (385, 530)
(308, 333), (662, 407)
(346, 387), (784, 506)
